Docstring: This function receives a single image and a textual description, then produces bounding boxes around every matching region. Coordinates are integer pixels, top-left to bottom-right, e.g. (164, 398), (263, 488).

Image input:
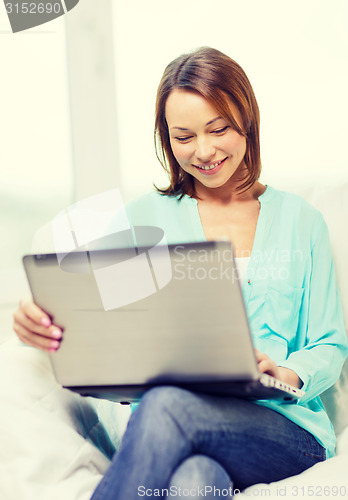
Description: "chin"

(201, 177), (231, 189)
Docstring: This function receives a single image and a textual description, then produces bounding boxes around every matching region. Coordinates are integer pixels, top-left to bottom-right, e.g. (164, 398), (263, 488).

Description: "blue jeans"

(91, 387), (326, 499)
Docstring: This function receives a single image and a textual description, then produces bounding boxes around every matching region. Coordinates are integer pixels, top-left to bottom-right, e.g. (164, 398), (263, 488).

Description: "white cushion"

(0, 338), (130, 500)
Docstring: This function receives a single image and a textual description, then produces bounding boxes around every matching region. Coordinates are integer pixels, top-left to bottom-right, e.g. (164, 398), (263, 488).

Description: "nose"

(195, 136), (215, 163)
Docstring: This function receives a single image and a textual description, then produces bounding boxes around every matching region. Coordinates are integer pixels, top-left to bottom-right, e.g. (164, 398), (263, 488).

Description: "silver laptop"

(23, 239), (304, 404)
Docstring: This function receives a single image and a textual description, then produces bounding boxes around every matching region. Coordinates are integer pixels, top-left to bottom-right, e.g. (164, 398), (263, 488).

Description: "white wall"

(0, 9), (73, 303)
(64, 0), (121, 201)
(0, 12), (73, 202)
(112, 0), (348, 202)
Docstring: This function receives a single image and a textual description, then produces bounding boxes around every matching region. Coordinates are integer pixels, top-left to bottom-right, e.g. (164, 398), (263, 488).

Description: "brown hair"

(154, 46), (261, 198)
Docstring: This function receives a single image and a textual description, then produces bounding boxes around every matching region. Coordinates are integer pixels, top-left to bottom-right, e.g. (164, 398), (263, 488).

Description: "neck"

(194, 173), (265, 205)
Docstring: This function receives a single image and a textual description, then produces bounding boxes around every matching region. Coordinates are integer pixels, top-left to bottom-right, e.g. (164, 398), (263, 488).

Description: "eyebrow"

(170, 116), (223, 131)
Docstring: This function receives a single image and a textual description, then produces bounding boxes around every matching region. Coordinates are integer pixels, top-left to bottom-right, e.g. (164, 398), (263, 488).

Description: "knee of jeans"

(169, 455), (232, 491)
(140, 386), (190, 415)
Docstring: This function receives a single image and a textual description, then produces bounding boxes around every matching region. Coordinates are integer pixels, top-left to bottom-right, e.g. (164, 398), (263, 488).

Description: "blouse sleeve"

(279, 218), (348, 404)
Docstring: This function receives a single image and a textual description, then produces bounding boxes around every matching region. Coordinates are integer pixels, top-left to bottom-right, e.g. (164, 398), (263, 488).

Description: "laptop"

(22, 239), (304, 404)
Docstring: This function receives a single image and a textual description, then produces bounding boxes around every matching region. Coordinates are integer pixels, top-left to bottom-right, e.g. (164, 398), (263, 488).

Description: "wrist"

(278, 367), (303, 389)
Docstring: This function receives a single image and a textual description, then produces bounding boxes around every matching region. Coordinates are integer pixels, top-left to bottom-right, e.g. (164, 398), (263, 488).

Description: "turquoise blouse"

(125, 185), (348, 458)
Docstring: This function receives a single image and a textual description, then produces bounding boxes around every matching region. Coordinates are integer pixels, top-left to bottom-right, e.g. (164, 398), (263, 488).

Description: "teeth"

(196, 159), (224, 170)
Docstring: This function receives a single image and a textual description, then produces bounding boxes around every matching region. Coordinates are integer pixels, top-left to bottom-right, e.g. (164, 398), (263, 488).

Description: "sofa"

(0, 182), (347, 499)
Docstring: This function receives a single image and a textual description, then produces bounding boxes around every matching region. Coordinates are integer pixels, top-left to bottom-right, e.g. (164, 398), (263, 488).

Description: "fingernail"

(41, 317), (51, 327)
(51, 329), (62, 339)
(50, 340), (60, 350)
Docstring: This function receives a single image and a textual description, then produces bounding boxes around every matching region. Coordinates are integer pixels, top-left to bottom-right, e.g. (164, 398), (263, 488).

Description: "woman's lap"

(91, 386), (325, 499)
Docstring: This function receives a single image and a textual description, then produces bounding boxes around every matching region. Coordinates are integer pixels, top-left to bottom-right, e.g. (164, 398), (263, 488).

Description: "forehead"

(165, 90), (218, 123)
(165, 89), (240, 127)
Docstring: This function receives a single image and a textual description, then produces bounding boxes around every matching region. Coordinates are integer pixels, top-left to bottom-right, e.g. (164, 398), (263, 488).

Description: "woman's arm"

(277, 219), (348, 403)
(255, 349), (303, 388)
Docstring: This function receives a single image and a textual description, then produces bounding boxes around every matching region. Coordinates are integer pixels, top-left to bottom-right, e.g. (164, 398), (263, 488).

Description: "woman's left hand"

(255, 349), (303, 388)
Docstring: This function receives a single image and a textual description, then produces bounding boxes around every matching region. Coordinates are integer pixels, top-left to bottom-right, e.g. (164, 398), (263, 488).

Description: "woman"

(13, 47), (348, 498)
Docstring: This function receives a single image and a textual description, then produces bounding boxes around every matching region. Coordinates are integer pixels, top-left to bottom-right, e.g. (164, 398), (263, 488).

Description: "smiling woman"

(88, 47), (347, 498)
(166, 90), (247, 188)
(154, 47), (261, 199)
(12, 46), (348, 499)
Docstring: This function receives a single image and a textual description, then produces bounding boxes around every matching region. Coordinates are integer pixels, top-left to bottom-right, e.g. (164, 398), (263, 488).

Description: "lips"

(193, 157), (227, 175)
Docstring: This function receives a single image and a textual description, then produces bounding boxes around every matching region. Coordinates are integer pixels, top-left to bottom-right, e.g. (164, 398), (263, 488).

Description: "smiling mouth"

(194, 158), (227, 171)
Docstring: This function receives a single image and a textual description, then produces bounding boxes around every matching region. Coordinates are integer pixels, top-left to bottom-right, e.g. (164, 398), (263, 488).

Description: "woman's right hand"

(13, 298), (62, 352)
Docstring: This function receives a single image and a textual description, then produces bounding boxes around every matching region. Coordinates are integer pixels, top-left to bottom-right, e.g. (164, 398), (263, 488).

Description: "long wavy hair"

(154, 47), (262, 198)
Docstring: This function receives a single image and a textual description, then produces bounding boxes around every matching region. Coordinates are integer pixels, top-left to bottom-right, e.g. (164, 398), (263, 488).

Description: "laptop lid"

(23, 241), (261, 386)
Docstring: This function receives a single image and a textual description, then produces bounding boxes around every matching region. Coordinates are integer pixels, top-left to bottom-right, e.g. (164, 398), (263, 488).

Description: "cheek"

(221, 134), (246, 156)
(170, 142), (192, 165)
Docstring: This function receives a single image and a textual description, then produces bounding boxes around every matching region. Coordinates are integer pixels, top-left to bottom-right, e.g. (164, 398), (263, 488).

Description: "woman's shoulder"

(127, 190), (176, 206)
(266, 185), (325, 224)
(125, 190), (198, 243)
(264, 185), (327, 247)
(126, 190), (189, 215)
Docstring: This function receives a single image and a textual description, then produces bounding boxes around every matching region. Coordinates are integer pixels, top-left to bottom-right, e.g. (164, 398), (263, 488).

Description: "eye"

(211, 126), (229, 134)
(174, 136), (193, 143)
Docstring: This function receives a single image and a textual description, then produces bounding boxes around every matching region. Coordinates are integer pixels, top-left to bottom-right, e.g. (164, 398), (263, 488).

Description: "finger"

(13, 322), (61, 352)
(19, 298), (52, 328)
(14, 308), (61, 339)
(257, 359), (276, 375)
(254, 350), (268, 362)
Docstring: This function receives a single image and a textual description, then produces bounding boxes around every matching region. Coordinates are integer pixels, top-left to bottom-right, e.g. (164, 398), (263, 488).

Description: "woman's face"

(165, 89), (247, 192)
